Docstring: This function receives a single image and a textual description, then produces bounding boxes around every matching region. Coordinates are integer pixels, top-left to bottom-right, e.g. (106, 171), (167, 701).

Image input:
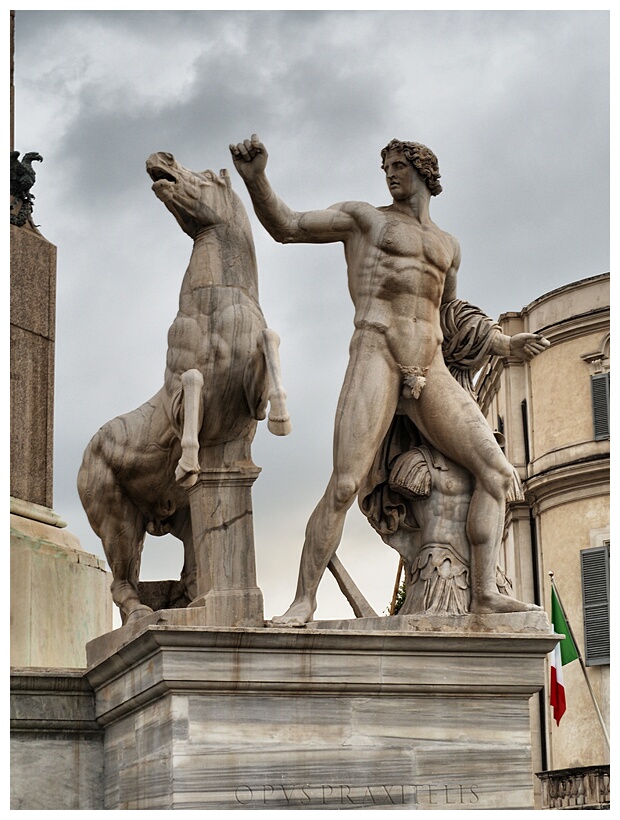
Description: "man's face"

(383, 150), (423, 200)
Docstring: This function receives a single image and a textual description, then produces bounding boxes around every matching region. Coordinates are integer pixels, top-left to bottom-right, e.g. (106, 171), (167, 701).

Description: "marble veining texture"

(89, 626), (552, 809)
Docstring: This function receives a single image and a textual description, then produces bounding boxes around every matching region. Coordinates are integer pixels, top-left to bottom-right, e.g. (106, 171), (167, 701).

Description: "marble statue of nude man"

(230, 134), (549, 625)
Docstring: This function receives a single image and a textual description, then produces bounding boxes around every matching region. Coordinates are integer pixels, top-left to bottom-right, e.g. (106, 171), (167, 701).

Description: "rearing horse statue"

(78, 152), (291, 624)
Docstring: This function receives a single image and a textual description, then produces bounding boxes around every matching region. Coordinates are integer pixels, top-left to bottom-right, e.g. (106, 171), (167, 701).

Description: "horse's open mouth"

(149, 167), (177, 184)
(149, 166), (177, 200)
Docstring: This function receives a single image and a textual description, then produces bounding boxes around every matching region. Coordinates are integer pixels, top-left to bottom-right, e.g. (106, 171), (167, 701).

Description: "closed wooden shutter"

(581, 545), (610, 665)
(592, 373), (610, 440)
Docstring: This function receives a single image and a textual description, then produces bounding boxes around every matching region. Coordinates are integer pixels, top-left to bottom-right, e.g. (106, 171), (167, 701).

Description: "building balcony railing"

(537, 765), (610, 809)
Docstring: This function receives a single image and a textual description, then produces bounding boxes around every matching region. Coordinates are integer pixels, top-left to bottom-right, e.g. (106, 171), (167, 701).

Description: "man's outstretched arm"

(230, 135), (355, 244)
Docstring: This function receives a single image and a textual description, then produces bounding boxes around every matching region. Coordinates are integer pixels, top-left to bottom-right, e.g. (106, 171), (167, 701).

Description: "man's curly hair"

(381, 139), (443, 196)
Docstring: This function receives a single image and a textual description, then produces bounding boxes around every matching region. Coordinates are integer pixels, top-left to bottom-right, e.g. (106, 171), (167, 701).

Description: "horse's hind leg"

(79, 446), (153, 625)
(98, 500), (153, 624)
(245, 328), (292, 436)
(173, 368), (204, 488)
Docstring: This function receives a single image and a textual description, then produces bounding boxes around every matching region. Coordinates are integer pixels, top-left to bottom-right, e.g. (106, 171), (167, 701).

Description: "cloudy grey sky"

(12, 9), (609, 623)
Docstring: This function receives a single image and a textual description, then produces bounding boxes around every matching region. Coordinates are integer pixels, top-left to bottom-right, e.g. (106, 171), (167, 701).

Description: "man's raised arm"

(229, 135), (355, 244)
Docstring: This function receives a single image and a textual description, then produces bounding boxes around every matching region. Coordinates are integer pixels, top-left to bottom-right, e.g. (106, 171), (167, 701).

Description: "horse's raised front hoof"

(268, 415), (292, 436)
(175, 461), (199, 488)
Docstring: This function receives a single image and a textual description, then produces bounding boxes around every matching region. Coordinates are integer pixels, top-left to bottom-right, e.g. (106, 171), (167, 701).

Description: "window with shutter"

(591, 373), (610, 440)
(581, 545), (610, 665)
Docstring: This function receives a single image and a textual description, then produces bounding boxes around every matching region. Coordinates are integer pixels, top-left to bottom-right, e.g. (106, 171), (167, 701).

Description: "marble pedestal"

(11, 498), (113, 668)
(187, 465), (264, 626)
(86, 613), (556, 810)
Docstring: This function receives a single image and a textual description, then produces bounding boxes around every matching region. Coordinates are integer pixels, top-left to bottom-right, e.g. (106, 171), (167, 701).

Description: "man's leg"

(405, 363), (539, 613)
(272, 338), (401, 625)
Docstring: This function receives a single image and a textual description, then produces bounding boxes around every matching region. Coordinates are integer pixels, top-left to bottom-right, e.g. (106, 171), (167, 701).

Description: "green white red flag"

(549, 586), (579, 725)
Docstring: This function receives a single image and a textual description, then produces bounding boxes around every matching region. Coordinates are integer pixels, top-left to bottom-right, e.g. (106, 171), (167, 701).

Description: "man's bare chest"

(375, 216), (453, 272)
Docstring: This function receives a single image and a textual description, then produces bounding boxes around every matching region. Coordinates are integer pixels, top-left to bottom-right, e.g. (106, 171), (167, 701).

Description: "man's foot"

(471, 591), (542, 614)
(268, 600), (315, 627)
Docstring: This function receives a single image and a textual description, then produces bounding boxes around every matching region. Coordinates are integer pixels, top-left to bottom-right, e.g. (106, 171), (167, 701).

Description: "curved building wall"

(477, 273), (609, 779)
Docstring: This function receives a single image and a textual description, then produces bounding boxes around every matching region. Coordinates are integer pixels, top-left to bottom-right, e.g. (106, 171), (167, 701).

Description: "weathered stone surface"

(10, 225), (57, 507)
(137, 579), (192, 611)
(10, 511), (113, 668)
(86, 624), (557, 810)
(10, 223), (56, 337)
(10, 158), (114, 672)
(10, 670), (104, 810)
(231, 135), (550, 625)
(308, 610), (552, 633)
(11, 668), (99, 728)
(78, 153), (290, 626)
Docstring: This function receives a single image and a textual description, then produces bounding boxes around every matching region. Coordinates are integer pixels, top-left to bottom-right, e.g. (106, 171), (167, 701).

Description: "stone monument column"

(10, 179), (56, 507)
(10, 11), (112, 667)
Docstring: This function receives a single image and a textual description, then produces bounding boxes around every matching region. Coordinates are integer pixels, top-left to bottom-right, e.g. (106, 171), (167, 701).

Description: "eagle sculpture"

(11, 150), (43, 226)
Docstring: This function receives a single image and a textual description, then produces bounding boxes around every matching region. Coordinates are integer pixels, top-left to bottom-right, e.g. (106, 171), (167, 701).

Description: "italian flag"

(549, 586), (579, 725)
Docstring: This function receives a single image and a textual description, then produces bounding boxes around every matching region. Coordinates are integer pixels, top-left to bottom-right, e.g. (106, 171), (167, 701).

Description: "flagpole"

(549, 572), (610, 749)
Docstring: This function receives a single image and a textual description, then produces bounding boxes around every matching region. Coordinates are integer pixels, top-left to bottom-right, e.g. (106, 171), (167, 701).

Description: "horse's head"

(146, 152), (237, 239)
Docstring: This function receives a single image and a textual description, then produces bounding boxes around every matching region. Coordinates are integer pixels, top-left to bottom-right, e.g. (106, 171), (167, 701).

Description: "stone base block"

(10, 669), (104, 810)
(87, 616), (557, 810)
(11, 507), (113, 668)
(308, 610), (551, 633)
(189, 585), (264, 627)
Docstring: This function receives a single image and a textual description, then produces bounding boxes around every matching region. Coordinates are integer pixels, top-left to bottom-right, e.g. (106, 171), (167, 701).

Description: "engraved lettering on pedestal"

(229, 782), (479, 806)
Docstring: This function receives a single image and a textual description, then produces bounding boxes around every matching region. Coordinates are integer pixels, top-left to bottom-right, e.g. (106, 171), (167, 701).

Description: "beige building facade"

(477, 272), (610, 803)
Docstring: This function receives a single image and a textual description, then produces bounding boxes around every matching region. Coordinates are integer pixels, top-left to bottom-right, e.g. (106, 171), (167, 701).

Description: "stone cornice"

(504, 500), (532, 529)
(10, 669), (101, 733)
(529, 441), (609, 477)
(85, 621), (557, 724)
(10, 496), (67, 527)
(524, 456), (610, 516)
(518, 273), (609, 317)
(533, 306), (609, 345)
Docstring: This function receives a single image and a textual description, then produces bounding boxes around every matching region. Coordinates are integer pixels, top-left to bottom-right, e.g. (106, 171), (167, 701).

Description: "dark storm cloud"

(12, 9), (609, 622)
